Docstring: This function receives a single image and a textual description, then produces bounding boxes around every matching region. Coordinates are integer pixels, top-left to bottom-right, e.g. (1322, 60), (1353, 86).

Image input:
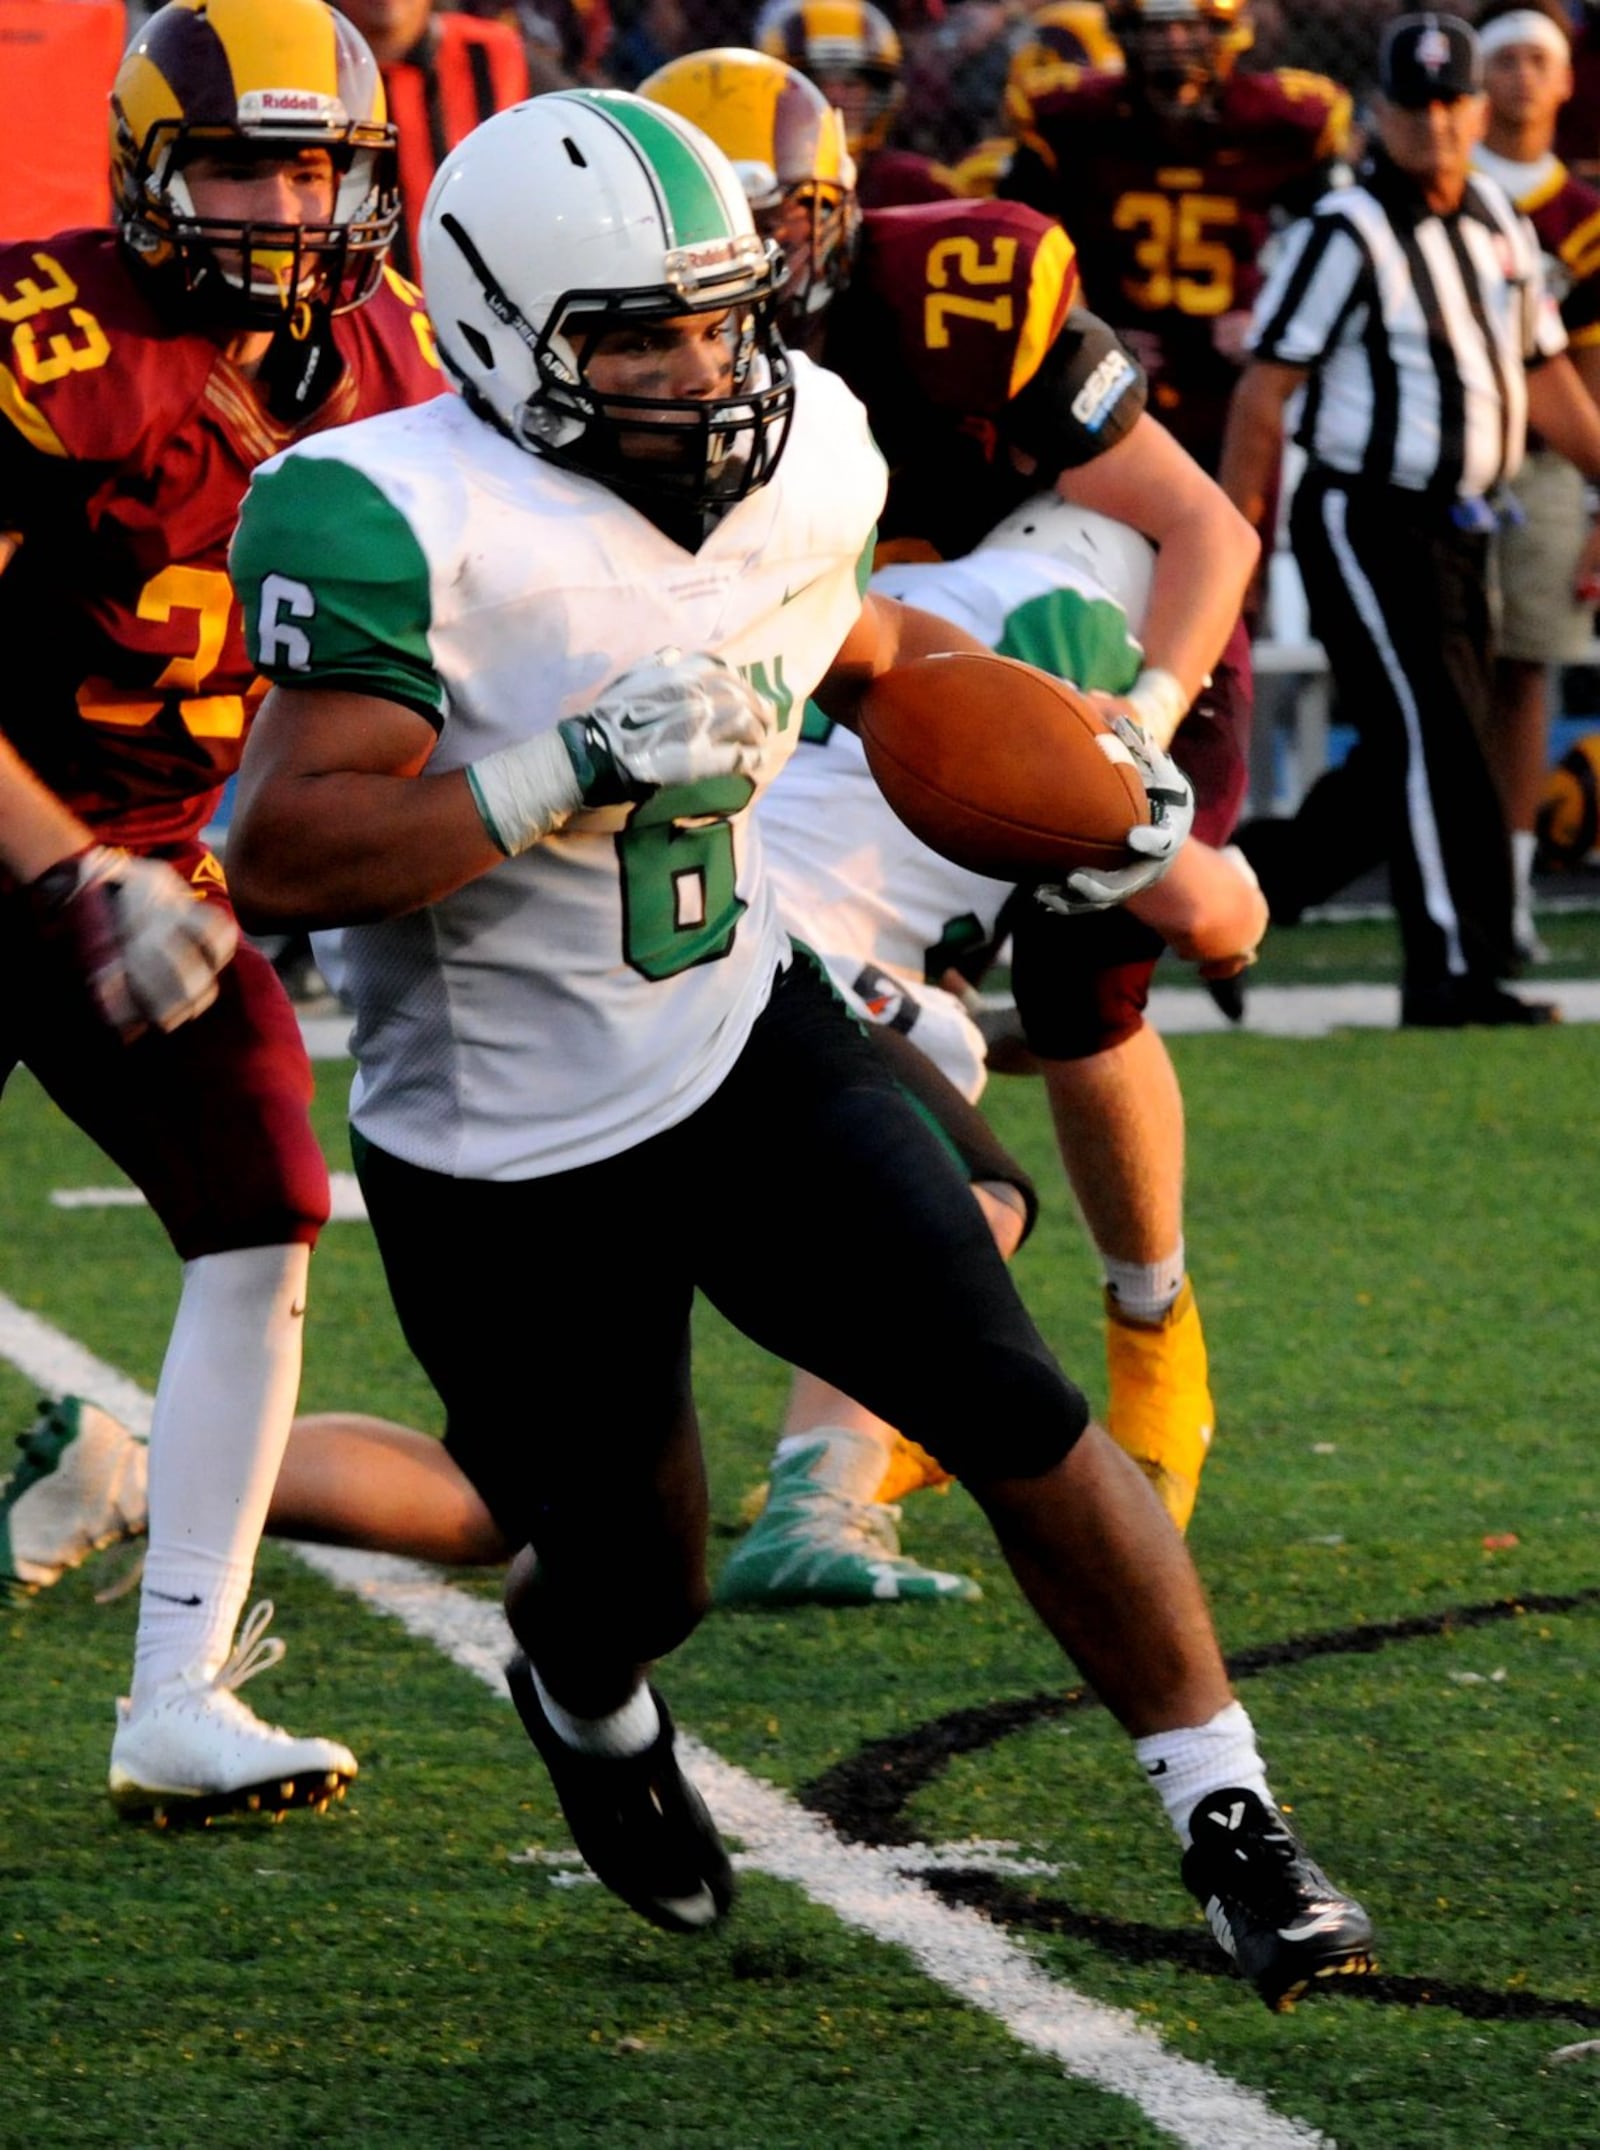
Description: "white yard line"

(0, 1292), (1330, 2150)
(299, 980), (1600, 1060)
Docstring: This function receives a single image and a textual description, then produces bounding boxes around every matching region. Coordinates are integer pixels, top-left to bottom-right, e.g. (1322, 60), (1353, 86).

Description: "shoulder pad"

(1240, 68), (1354, 156)
(860, 200), (1080, 412)
(0, 231), (207, 467)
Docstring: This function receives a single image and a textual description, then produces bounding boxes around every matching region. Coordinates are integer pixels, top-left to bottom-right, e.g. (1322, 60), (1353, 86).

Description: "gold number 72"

(924, 235), (1019, 347)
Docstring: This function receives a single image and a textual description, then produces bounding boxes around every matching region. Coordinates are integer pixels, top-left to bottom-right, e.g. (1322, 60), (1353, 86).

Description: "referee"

(1220, 12), (1600, 1025)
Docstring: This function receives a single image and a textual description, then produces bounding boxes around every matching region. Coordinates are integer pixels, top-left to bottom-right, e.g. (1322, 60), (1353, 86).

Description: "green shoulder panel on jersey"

(231, 453), (445, 722)
(995, 586), (1141, 697)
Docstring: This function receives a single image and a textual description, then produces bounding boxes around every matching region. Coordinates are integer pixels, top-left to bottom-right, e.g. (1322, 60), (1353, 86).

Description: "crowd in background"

(97, 2), (1561, 171)
(349, 3), (1596, 176)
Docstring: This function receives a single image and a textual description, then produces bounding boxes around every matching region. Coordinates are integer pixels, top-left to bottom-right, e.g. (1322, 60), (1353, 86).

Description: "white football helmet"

(978, 493), (1156, 632)
(418, 90), (794, 511)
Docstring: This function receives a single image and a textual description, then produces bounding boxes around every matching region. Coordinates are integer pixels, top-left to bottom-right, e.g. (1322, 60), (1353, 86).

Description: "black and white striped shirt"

(1248, 154), (1567, 499)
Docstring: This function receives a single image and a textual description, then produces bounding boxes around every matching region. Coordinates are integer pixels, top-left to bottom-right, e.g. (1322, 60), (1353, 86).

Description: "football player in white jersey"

(210, 89), (1370, 2004)
(639, 48), (1263, 1560)
(717, 495), (1266, 1607)
(3, 507), (1259, 1614)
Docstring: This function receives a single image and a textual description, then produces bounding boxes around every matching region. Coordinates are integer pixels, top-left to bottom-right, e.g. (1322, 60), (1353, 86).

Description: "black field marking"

(917, 1874), (1600, 2027)
(800, 1586), (1600, 1845)
(800, 1585), (1600, 2028)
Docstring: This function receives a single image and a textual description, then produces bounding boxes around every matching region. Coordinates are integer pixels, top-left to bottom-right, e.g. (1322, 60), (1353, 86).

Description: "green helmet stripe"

(587, 95), (737, 248)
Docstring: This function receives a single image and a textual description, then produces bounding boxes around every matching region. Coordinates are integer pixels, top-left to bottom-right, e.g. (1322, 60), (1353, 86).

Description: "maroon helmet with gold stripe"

(110, 0), (400, 324)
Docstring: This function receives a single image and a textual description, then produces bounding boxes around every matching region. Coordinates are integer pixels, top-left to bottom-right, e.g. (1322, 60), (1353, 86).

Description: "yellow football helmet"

(752, 0), (905, 159)
(1537, 734), (1600, 868)
(641, 50), (859, 332)
(111, 0), (400, 325)
(1105, 0), (1253, 121)
(1005, 3), (1124, 133)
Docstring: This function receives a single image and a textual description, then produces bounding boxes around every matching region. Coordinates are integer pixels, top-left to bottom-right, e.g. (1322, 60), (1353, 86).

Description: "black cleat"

(1400, 980), (1561, 1029)
(1204, 973), (1248, 1024)
(1181, 1788), (1376, 2011)
(506, 1653), (734, 1935)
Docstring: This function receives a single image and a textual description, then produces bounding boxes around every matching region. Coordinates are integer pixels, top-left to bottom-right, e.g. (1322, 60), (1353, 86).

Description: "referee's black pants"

(1242, 472), (1515, 998)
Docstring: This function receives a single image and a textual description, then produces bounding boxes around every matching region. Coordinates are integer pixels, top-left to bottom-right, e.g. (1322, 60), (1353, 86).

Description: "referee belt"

(1302, 469), (1527, 535)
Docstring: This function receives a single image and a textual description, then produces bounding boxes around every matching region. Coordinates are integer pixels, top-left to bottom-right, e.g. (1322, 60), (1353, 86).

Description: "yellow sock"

(1104, 1277), (1215, 1533)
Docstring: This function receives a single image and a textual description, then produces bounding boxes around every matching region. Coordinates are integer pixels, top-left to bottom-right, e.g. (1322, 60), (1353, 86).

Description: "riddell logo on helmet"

(238, 89), (347, 125)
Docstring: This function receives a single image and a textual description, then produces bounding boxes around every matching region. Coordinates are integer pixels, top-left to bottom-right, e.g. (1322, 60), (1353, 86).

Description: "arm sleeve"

(1003, 307), (1148, 474)
(230, 452), (447, 728)
(1248, 213), (1368, 367)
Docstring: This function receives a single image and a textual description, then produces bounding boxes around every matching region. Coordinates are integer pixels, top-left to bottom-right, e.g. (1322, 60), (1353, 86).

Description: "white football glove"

(1034, 715), (1195, 916)
(28, 845), (239, 1041)
(467, 650), (776, 856)
(566, 649), (775, 801)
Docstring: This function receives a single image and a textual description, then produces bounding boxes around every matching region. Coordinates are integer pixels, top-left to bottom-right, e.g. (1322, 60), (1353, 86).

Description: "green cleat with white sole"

(0, 1395), (148, 1598)
(714, 1439), (981, 1607)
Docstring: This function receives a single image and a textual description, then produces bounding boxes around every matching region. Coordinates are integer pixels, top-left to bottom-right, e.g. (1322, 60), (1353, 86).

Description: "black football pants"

(352, 954), (1089, 1675)
(1241, 473), (1514, 995)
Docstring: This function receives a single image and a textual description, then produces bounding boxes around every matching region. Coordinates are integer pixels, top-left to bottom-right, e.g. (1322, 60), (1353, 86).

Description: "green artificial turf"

(2, 1006), (1598, 2147)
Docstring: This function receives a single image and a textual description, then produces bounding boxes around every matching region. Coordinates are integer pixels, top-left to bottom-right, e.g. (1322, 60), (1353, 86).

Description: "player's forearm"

(1125, 837), (1267, 966)
(227, 766), (505, 933)
(1526, 352), (1600, 480)
(815, 595), (992, 729)
(228, 688), (504, 933)
(1132, 501), (1257, 730)
(1218, 363), (1297, 534)
(1573, 341), (1600, 414)
(1053, 415), (1256, 718)
(0, 733), (96, 883)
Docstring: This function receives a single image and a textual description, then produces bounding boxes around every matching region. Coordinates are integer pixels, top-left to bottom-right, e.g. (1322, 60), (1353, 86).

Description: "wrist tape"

(466, 730), (585, 857)
(1123, 666), (1189, 749)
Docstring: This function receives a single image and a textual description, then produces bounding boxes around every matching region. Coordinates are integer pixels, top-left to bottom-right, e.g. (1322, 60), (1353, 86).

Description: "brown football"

(856, 652), (1150, 879)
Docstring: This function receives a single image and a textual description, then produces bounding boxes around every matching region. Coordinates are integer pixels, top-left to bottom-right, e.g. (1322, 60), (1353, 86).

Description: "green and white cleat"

(714, 1441), (981, 1608)
(0, 1396), (148, 1598)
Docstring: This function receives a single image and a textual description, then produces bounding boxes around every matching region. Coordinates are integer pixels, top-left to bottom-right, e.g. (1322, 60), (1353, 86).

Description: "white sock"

(1512, 827), (1537, 908)
(1134, 1701), (1274, 1847)
(1103, 1245), (1186, 1326)
(772, 1424), (888, 1502)
(1511, 828), (1541, 947)
(531, 1664), (660, 1757)
(132, 1244), (310, 1708)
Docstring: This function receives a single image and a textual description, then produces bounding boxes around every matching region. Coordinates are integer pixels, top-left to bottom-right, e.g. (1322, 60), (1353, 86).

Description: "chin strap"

(258, 304), (339, 422)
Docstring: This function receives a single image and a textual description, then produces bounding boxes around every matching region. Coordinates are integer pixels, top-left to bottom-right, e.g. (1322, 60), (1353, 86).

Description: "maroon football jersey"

(1556, 19), (1600, 184)
(1514, 164), (1600, 349)
(1002, 65), (1351, 470)
(825, 197), (1114, 558)
(0, 230), (443, 853)
(857, 148), (960, 209)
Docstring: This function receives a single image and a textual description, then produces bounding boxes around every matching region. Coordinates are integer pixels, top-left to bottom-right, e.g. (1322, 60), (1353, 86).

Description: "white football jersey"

(232, 355), (886, 1179)
(761, 545), (1145, 1101)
